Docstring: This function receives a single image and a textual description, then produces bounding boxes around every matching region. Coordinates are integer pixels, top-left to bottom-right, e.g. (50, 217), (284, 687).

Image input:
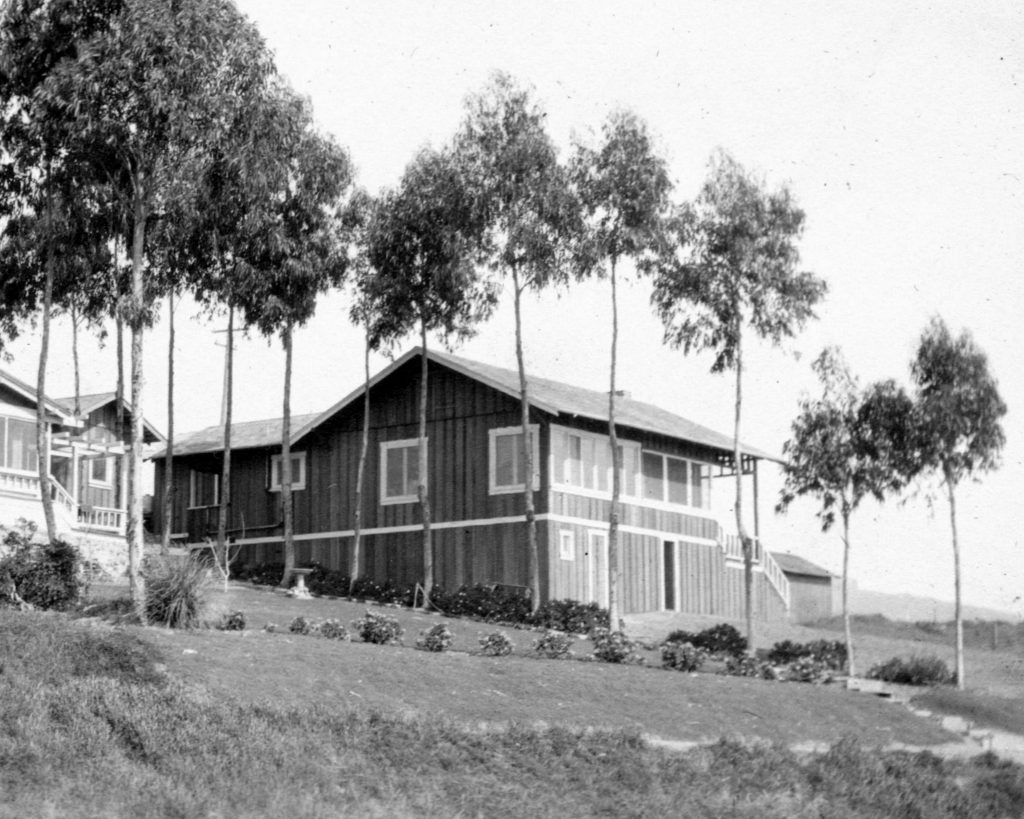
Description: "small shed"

(770, 552), (838, 624)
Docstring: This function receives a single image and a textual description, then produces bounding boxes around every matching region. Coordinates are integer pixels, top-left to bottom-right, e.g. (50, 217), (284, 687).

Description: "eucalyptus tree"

(650, 151), (826, 648)
(570, 110), (672, 628)
(232, 88), (352, 590)
(36, 0), (277, 619)
(363, 146), (497, 604)
(777, 348), (916, 675)
(455, 72), (581, 610)
(910, 317), (1006, 689)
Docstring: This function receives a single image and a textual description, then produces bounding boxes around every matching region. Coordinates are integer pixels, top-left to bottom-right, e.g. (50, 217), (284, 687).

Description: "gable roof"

(292, 347), (779, 462)
(152, 413), (322, 459)
(770, 552), (834, 579)
(0, 370), (78, 424)
(52, 391), (165, 443)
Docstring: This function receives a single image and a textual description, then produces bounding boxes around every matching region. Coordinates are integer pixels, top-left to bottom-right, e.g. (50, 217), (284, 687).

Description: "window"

(641, 451), (712, 509)
(188, 469), (219, 508)
(269, 452), (306, 492)
(1, 417), (38, 473)
(380, 438), (422, 504)
(558, 529), (575, 561)
(89, 456), (114, 488)
(488, 426), (540, 494)
(552, 425), (640, 498)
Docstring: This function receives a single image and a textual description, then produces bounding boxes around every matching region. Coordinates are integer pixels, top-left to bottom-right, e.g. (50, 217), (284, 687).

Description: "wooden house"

(0, 369), (163, 539)
(153, 347), (791, 619)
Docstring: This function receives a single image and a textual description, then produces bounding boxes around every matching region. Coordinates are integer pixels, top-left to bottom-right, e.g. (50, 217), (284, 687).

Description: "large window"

(489, 426), (540, 494)
(269, 452), (306, 492)
(0, 417), (38, 473)
(551, 426), (639, 497)
(642, 451), (712, 510)
(188, 469), (219, 509)
(380, 438), (422, 504)
(89, 456), (114, 488)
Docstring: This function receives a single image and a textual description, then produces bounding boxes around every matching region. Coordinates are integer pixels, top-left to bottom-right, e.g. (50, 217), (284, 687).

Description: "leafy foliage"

(532, 630), (575, 659)
(415, 623), (454, 652)
(144, 556), (209, 628)
(590, 628), (644, 664)
(530, 598), (610, 634)
(318, 619), (349, 641)
(664, 623), (747, 658)
(478, 631), (514, 656)
(288, 616), (314, 635)
(767, 639), (847, 670)
(0, 522), (84, 610)
(868, 655), (953, 686)
(218, 611), (246, 632)
(724, 655), (780, 680)
(660, 641), (708, 672)
(352, 610), (404, 645)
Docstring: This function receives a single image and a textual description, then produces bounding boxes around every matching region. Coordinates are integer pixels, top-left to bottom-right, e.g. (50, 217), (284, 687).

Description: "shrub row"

(767, 639), (847, 670)
(664, 623), (747, 657)
(868, 655), (952, 686)
(237, 562), (610, 633)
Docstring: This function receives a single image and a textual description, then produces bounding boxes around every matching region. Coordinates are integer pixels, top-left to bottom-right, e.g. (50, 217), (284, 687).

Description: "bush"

(263, 622), (279, 633)
(235, 562), (285, 586)
(591, 628), (643, 664)
(144, 556), (210, 628)
(219, 611), (246, 631)
(533, 629), (574, 659)
(724, 654), (779, 680)
(868, 655), (953, 686)
(416, 623), (453, 652)
(665, 623), (747, 658)
(289, 616), (314, 635)
(783, 656), (833, 684)
(478, 631), (514, 656)
(660, 641), (707, 672)
(431, 583), (532, 623)
(318, 618), (349, 640)
(352, 610), (403, 645)
(529, 599), (609, 634)
(0, 523), (84, 610)
(768, 639), (847, 670)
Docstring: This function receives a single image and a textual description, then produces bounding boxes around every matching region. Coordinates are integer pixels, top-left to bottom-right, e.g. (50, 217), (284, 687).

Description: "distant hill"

(848, 584), (1016, 623)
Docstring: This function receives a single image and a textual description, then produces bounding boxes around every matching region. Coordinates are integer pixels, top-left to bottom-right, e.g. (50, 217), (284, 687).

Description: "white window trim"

(488, 425), (540, 495)
(187, 469), (220, 510)
(640, 451), (713, 512)
(88, 456), (114, 489)
(558, 529), (575, 561)
(269, 451), (307, 492)
(0, 415), (41, 475)
(380, 437), (424, 506)
(550, 424), (641, 500)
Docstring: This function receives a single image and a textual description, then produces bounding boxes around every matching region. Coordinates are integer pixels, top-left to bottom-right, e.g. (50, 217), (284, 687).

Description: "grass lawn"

(4, 606), (1024, 818)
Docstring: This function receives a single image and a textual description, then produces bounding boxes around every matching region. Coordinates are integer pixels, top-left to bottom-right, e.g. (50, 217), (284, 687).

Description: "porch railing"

(78, 505), (126, 533)
(720, 532), (790, 610)
(0, 469), (125, 536)
(0, 469), (40, 497)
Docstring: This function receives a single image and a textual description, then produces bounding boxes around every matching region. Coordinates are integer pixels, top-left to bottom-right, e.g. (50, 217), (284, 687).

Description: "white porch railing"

(0, 468), (125, 536)
(720, 532), (790, 609)
(0, 469), (40, 497)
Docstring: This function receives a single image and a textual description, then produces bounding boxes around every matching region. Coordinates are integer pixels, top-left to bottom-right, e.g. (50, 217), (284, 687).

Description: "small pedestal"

(290, 568), (313, 599)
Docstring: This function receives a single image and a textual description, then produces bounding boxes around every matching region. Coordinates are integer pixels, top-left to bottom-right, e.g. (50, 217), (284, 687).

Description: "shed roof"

(770, 552), (834, 579)
(152, 413), (321, 459)
(292, 347), (779, 462)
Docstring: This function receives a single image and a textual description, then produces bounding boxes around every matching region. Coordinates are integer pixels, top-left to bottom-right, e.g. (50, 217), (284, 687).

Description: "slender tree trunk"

(217, 305), (234, 567)
(279, 320), (295, 589)
(349, 326), (371, 596)
(161, 292), (175, 556)
(733, 317), (754, 651)
(71, 305), (81, 417)
(115, 312), (125, 439)
(607, 257), (621, 630)
(512, 268), (540, 612)
(36, 173), (57, 542)
(418, 321), (433, 605)
(127, 187), (147, 624)
(946, 474), (964, 689)
(841, 506), (855, 677)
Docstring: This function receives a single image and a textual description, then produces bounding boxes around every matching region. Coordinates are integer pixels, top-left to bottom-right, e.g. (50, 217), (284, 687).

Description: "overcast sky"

(5, 1), (1022, 614)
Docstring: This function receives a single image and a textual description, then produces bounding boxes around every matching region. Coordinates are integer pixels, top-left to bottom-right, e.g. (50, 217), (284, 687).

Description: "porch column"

(752, 458), (760, 540)
(70, 444), (79, 504)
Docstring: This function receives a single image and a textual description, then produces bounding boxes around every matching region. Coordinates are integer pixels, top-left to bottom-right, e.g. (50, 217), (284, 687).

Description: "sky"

(4, 1), (1022, 614)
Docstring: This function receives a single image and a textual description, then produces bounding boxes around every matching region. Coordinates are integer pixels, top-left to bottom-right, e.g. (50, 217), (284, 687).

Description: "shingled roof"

(52, 391), (164, 443)
(151, 414), (321, 459)
(291, 347), (779, 462)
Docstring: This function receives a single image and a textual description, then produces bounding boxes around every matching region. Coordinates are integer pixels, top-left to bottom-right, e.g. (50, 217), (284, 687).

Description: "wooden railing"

(78, 505), (125, 533)
(49, 479), (77, 519)
(720, 532), (790, 609)
(0, 469), (40, 496)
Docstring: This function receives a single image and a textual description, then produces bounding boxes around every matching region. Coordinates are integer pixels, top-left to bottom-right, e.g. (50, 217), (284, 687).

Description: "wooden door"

(587, 530), (609, 609)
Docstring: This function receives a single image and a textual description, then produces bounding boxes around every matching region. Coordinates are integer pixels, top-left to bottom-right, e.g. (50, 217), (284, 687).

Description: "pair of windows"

(380, 427), (539, 504)
(641, 452), (712, 509)
(0, 416), (38, 473)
